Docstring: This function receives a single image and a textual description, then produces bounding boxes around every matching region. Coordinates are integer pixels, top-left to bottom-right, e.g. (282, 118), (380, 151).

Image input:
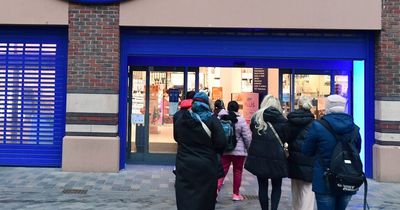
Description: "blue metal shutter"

(0, 27), (67, 167)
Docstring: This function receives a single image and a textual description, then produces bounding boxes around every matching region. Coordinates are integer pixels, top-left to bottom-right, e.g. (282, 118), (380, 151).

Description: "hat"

(325, 94), (346, 114)
(193, 92), (210, 107)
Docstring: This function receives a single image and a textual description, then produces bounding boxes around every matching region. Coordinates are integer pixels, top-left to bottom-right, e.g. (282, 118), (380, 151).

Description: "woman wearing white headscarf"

(287, 96), (316, 210)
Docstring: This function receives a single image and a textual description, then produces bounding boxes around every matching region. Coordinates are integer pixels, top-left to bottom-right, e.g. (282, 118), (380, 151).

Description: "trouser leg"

(232, 156), (246, 195)
(270, 178), (283, 210)
(257, 176), (269, 210)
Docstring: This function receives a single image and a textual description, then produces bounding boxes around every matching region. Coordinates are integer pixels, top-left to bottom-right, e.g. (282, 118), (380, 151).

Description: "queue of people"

(173, 92), (363, 210)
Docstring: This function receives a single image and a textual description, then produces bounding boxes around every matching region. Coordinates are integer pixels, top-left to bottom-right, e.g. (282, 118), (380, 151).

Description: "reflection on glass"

(188, 72), (196, 92)
(148, 71), (183, 154)
(335, 75), (349, 113)
(281, 73), (291, 116)
(294, 74), (331, 119)
(130, 71), (146, 152)
(334, 75), (349, 97)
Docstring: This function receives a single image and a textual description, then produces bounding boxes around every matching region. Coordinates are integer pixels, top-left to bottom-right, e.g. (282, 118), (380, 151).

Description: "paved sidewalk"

(0, 165), (399, 210)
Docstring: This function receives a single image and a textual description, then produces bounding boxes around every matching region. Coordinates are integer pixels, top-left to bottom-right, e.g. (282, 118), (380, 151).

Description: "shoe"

(232, 194), (244, 201)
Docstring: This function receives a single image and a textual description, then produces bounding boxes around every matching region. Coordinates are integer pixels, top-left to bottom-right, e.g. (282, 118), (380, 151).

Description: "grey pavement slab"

(0, 165), (399, 209)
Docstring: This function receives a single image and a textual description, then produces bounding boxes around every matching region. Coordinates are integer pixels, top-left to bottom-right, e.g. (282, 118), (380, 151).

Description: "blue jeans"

(315, 193), (352, 210)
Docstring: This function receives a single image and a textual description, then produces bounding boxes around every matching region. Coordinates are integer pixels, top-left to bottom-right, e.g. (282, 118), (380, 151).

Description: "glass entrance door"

(280, 70), (351, 119)
(128, 69), (147, 154)
(294, 74), (331, 118)
(148, 70), (183, 154)
(128, 66), (194, 162)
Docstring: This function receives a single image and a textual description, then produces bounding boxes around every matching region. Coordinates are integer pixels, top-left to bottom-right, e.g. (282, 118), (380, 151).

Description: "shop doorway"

(120, 28), (374, 176)
(279, 69), (351, 119)
(127, 66), (198, 162)
(127, 66), (353, 163)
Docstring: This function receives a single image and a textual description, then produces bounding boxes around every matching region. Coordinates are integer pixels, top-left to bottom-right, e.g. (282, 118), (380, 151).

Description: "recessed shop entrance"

(125, 63), (354, 164)
(127, 66), (197, 161)
(120, 28), (374, 177)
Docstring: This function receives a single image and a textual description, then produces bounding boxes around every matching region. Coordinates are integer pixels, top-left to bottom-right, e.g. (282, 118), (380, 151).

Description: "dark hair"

(214, 99), (225, 110)
(185, 91), (196, 99)
(227, 101), (239, 112)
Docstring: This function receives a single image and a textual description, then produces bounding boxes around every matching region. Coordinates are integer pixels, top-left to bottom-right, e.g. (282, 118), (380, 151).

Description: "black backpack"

(219, 116), (237, 152)
(319, 119), (369, 209)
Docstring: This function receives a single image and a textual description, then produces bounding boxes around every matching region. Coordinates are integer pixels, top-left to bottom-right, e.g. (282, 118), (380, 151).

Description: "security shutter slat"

(0, 27), (67, 167)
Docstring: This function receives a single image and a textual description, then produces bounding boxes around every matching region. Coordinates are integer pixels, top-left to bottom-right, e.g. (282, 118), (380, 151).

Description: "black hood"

(287, 109), (315, 126)
(263, 107), (285, 123)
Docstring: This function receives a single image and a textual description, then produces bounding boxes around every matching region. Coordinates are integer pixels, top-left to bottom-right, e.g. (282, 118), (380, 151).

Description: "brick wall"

(375, 0), (400, 145)
(374, 0), (400, 182)
(376, 0), (400, 99)
(68, 3), (119, 94)
(66, 3), (120, 137)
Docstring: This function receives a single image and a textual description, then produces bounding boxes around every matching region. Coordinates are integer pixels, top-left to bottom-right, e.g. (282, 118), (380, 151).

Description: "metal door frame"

(126, 66), (198, 164)
(279, 69), (353, 114)
(119, 28), (375, 177)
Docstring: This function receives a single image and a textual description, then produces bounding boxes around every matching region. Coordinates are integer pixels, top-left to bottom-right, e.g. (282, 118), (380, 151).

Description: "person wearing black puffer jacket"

(245, 95), (288, 210)
(287, 96), (316, 210)
(174, 92), (226, 210)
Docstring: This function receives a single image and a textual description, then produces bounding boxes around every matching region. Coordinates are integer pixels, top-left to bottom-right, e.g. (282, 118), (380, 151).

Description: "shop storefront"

(5, 0), (400, 182)
(120, 28), (375, 176)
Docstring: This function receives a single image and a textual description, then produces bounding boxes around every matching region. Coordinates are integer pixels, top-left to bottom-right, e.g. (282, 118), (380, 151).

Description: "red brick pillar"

(62, 3), (120, 172)
(374, 0), (400, 182)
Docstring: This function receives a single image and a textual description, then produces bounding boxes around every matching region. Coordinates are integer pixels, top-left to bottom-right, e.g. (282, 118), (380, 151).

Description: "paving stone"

(0, 165), (398, 209)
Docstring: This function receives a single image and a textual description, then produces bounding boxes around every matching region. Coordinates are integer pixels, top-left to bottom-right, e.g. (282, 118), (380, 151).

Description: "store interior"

(129, 67), (350, 154)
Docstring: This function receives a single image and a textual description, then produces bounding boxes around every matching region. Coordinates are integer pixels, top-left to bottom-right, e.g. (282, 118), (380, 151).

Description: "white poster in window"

(132, 114), (145, 124)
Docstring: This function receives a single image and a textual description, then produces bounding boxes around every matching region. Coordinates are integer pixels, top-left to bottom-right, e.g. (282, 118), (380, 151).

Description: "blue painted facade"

(120, 28), (375, 177)
(0, 26), (374, 174)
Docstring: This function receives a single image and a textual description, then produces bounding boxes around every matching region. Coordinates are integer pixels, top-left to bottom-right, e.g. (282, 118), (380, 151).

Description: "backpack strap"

(319, 119), (360, 150)
(363, 175), (370, 210)
(189, 110), (211, 138)
(318, 119), (341, 142)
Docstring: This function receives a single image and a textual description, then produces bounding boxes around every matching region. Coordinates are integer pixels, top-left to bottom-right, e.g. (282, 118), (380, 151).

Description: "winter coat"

(287, 109), (315, 182)
(173, 109), (226, 210)
(245, 107), (288, 178)
(218, 110), (252, 156)
(302, 113), (361, 195)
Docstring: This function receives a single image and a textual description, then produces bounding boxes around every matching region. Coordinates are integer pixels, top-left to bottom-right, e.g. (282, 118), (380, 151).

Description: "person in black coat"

(173, 92), (226, 210)
(245, 95), (288, 210)
(287, 96), (315, 210)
